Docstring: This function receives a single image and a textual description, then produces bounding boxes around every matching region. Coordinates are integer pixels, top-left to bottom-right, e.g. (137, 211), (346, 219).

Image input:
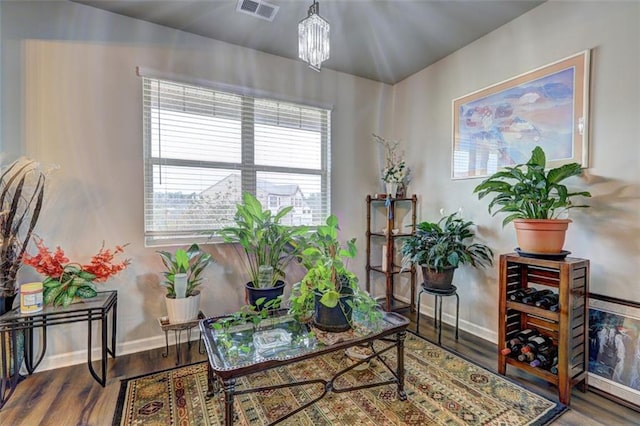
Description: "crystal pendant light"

(298, 0), (330, 71)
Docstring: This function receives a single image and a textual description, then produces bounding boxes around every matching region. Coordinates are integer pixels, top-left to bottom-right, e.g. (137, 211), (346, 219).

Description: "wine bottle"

(519, 341), (554, 363)
(501, 329), (539, 356)
(520, 335), (553, 355)
(517, 350), (536, 363)
(522, 289), (554, 304)
(501, 337), (523, 355)
(530, 347), (558, 369)
(509, 288), (536, 302)
(517, 328), (539, 341)
(549, 303), (560, 312)
(550, 362), (559, 374)
(535, 293), (559, 308)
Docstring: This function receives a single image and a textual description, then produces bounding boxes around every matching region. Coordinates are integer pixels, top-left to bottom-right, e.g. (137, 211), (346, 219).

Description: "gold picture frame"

(452, 50), (590, 179)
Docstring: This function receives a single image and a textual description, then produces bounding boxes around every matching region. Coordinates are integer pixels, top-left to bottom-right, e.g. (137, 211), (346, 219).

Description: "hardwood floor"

(0, 313), (638, 425)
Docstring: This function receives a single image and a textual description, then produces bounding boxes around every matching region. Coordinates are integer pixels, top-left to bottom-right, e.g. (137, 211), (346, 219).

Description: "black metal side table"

(158, 311), (206, 365)
(0, 290), (117, 410)
(416, 284), (459, 345)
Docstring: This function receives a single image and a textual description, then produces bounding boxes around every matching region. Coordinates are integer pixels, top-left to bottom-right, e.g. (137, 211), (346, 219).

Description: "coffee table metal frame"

(200, 311), (409, 426)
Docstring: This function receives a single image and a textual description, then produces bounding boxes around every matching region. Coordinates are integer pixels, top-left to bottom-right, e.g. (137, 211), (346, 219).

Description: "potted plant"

(220, 192), (307, 307)
(372, 134), (408, 197)
(157, 243), (213, 324)
(23, 238), (130, 307)
(289, 215), (382, 332)
(400, 212), (494, 290)
(0, 158), (46, 314)
(473, 146), (591, 254)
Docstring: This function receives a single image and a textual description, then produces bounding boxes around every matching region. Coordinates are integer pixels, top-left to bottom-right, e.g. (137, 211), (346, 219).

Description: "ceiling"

(71, 0), (545, 84)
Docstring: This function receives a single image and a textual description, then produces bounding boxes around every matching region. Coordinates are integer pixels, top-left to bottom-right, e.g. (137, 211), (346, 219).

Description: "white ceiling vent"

(236, 0), (279, 22)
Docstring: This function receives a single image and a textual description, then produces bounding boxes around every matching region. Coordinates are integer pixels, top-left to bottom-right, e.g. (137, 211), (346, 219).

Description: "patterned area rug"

(113, 333), (566, 425)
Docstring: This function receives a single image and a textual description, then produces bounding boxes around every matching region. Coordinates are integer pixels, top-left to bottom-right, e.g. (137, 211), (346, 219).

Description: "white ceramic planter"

(165, 292), (200, 324)
(385, 182), (398, 197)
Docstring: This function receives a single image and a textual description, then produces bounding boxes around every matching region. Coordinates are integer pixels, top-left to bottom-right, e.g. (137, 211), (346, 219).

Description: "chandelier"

(298, 0), (330, 71)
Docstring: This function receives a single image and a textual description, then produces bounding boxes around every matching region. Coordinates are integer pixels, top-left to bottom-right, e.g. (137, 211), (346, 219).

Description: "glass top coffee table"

(200, 310), (409, 425)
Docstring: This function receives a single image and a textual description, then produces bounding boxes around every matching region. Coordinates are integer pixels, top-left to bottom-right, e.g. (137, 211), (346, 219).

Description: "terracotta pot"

(513, 219), (571, 254)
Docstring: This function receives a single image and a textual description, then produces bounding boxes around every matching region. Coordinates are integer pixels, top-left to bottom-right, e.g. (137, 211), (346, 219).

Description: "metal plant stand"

(416, 284), (459, 345)
(158, 311), (205, 365)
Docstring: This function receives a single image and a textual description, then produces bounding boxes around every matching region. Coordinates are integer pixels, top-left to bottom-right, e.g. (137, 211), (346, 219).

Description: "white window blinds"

(142, 77), (331, 246)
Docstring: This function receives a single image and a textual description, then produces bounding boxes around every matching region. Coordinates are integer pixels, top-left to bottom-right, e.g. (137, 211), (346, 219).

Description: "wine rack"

(498, 253), (589, 405)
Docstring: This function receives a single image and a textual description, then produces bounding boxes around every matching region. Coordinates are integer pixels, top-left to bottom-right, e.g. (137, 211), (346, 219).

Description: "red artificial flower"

(83, 243), (131, 282)
(22, 238), (69, 279)
(23, 237), (130, 283)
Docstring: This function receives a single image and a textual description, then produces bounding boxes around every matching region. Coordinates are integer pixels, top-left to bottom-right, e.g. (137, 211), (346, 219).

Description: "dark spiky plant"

(0, 158), (45, 299)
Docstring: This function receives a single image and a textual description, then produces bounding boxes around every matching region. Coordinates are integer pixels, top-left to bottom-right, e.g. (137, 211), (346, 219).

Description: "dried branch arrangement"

(0, 157), (46, 298)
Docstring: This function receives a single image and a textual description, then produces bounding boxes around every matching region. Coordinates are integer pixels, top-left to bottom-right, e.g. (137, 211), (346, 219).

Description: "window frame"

(142, 75), (332, 247)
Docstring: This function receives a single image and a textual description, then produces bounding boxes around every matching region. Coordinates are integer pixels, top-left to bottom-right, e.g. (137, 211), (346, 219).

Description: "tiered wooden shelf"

(365, 194), (417, 312)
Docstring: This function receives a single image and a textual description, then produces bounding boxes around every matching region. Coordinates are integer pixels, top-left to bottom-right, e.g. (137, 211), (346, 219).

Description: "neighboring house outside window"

(142, 77), (331, 246)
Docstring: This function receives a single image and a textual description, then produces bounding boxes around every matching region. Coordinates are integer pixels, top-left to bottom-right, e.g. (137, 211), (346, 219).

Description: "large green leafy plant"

(400, 212), (493, 272)
(473, 146), (591, 226)
(157, 243), (213, 297)
(289, 215), (381, 325)
(296, 215), (357, 309)
(220, 192), (307, 288)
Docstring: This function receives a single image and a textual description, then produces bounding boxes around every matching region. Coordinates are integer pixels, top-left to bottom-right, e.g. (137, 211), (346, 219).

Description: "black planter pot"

(421, 266), (456, 290)
(313, 287), (353, 332)
(0, 294), (24, 378)
(0, 294), (17, 315)
(245, 280), (285, 308)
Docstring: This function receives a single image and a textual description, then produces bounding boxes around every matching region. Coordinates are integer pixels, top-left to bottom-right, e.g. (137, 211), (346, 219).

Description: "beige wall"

(1, 1), (392, 368)
(392, 1), (640, 341)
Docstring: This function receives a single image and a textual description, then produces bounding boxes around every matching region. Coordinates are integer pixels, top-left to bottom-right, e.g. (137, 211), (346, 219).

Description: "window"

(142, 77), (331, 246)
(268, 195), (278, 209)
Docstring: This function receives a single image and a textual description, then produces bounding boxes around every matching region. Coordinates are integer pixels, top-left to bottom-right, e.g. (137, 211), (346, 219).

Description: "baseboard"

(33, 332), (201, 373)
(394, 294), (498, 344)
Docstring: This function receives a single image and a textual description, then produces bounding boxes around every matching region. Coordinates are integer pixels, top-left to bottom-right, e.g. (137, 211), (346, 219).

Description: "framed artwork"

(452, 50), (590, 179)
(588, 293), (640, 411)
